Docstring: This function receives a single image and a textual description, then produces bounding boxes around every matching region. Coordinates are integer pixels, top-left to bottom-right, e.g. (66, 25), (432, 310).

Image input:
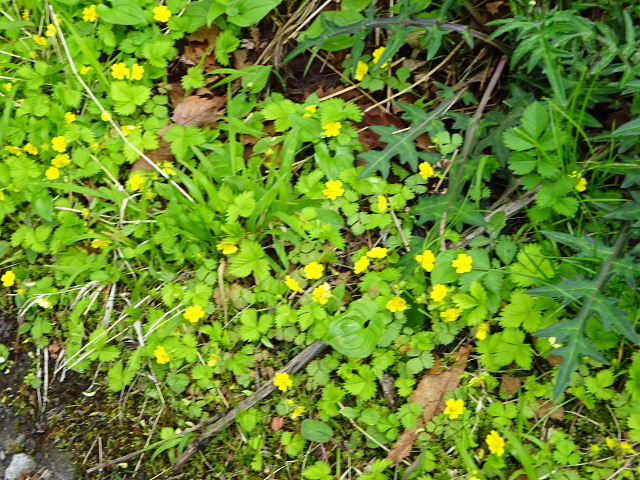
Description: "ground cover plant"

(1, 0), (640, 479)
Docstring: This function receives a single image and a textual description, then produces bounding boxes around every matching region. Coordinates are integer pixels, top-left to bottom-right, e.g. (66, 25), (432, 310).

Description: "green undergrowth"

(1, 0), (640, 479)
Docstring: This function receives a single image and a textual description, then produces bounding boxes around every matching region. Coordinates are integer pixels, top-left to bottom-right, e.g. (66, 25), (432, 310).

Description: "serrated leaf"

(228, 239), (270, 280)
(110, 82), (151, 115)
(343, 365), (377, 401)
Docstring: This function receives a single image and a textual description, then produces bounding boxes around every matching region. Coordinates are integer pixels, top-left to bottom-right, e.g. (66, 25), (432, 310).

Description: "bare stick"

(172, 340), (329, 471)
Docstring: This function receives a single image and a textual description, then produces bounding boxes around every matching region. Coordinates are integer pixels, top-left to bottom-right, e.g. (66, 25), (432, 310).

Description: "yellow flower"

(64, 112), (76, 125)
(154, 345), (171, 364)
(304, 262), (324, 280)
(355, 61), (369, 81)
(476, 323), (490, 340)
(303, 104), (317, 117)
(440, 308), (463, 322)
(419, 162), (434, 180)
(619, 442), (635, 454)
(184, 305), (205, 323)
(452, 253), (473, 273)
(23, 143), (38, 155)
(111, 62), (130, 80)
(323, 180), (345, 199)
(122, 125), (138, 136)
(386, 296), (408, 312)
(100, 111), (112, 121)
(290, 406), (306, 419)
(129, 173), (144, 191)
(0, 191), (4, 201)
(45, 166), (60, 180)
(82, 5), (98, 22)
(207, 353), (220, 366)
(153, 5), (172, 22)
(91, 238), (112, 249)
(34, 36), (47, 46)
(4, 146), (21, 155)
(576, 177), (587, 192)
(372, 46), (389, 68)
(569, 171), (588, 192)
(51, 136), (67, 152)
(161, 161), (176, 175)
(1, 270), (16, 287)
(285, 275), (303, 292)
(486, 430), (505, 456)
(354, 256), (370, 274)
(36, 297), (52, 308)
(45, 24), (57, 37)
(80, 65), (92, 75)
(367, 247), (388, 259)
(82, 208), (91, 217)
(273, 372), (293, 392)
(2, 83), (13, 92)
(605, 437), (618, 450)
(216, 241), (238, 254)
(415, 249), (435, 272)
(16, 288), (25, 295)
(443, 398), (465, 419)
(312, 283), (332, 305)
(430, 284), (448, 302)
(52, 154), (71, 168)
(377, 195), (388, 212)
(322, 121), (342, 137)
(130, 64), (144, 80)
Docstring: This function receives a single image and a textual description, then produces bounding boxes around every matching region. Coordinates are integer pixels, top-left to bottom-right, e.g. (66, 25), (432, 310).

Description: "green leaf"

(110, 82), (151, 115)
(97, 0), (147, 25)
(228, 239), (270, 280)
(164, 125), (207, 161)
(359, 95), (462, 178)
(214, 29), (241, 66)
(226, 191), (256, 223)
(494, 328), (533, 369)
(302, 461), (334, 480)
(325, 299), (385, 358)
(584, 369), (615, 400)
(343, 365), (378, 401)
(535, 317), (608, 399)
(226, 0), (283, 27)
(301, 420), (333, 443)
(166, 372), (190, 393)
(499, 291), (543, 332)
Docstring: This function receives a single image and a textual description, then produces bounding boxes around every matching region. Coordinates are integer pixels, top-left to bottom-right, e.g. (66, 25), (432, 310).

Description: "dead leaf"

(486, 1), (505, 15)
(500, 375), (522, 396)
(387, 345), (471, 465)
(172, 95), (226, 127)
(532, 400), (565, 420)
(270, 416), (284, 431)
(547, 355), (563, 367)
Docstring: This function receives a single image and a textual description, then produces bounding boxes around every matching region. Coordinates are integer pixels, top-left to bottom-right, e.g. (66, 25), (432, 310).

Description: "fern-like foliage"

(533, 225), (640, 399)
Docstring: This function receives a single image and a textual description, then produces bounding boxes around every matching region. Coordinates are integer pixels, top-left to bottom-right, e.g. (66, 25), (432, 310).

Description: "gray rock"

(4, 453), (37, 480)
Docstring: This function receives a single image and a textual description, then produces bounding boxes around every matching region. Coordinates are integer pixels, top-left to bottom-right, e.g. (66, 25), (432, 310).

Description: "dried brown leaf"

(270, 416), (285, 431)
(500, 375), (522, 396)
(172, 95), (226, 127)
(486, 1), (505, 15)
(387, 345), (470, 465)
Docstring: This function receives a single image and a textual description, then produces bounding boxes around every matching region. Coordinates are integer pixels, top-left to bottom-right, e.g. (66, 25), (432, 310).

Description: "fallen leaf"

(500, 375), (522, 396)
(387, 345), (471, 465)
(486, 1), (505, 15)
(270, 416), (284, 431)
(531, 400), (565, 420)
(172, 95), (226, 127)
